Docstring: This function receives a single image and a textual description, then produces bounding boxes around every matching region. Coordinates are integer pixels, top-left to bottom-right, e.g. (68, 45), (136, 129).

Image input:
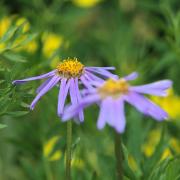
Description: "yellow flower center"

(56, 58), (84, 78)
(98, 78), (129, 98)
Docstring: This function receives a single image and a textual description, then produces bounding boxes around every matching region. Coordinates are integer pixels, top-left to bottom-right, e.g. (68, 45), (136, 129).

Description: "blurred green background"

(0, 0), (180, 179)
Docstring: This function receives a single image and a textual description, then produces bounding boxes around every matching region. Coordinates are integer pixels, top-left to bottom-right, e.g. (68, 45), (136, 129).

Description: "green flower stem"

(43, 156), (53, 180)
(114, 131), (123, 180)
(66, 121), (72, 180)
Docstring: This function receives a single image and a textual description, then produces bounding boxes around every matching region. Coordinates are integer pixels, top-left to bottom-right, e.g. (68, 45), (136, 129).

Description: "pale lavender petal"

(105, 98), (115, 127)
(69, 78), (77, 105)
(84, 71), (104, 83)
(85, 67), (118, 79)
(97, 100), (108, 130)
(125, 92), (168, 121)
(30, 75), (60, 110)
(12, 70), (57, 84)
(130, 80), (172, 96)
(36, 77), (53, 94)
(62, 94), (100, 121)
(57, 78), (70, 116)
(123, 72), (138, 81)
(74, 78), (84, 122)
(114, 98), (126, 133)
(69, 78), (80, 122)
(81, 88), (97, 96)
(85, 67), (115, 70)
(80, 76), (94, 89)
(83, 73), (103, 87)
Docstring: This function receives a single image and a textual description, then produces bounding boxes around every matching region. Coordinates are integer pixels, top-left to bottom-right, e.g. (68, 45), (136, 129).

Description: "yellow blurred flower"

(42, 32), (63, 58)
(170, 138), (180, 153)
(16, 17), (30, 33)
(0, 16), (11, 38)
(72, 0), (101, 8)
(161, 148), (172, 161)
(152, 89), (180, 119)
(24, 40), (38, 53)
(142, 129), (180, 161)
(43, 136), (62, 161)
(142, 129), (161, 157)
(0, 16), (38, 53)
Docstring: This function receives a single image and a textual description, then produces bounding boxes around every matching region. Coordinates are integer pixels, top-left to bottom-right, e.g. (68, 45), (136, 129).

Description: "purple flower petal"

(80, 76), (94, 89)
(57, 78), (70, 116)
(114, 98), (126, 133)
(130, 80), (172, 96)
(62, 94), (100, 121)
(12, 70), (57, 84)
(97, 99), (109, 130)
(85, 67), (115, 70)
(123, 72), (138, 81)
(84, 71), (104, 83)
(69, 78), (77, 105)
(74, 78), (84, 122)
(36, 77), (53, 94)
(30, 75), (60, 110)
(83, 72), (103, 87)
(124, 92), (168, 121)
(85, 67), (118, 79)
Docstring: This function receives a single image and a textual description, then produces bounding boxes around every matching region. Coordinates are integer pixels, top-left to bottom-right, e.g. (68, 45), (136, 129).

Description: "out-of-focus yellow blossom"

(48, 151), (62, 161)
(43, 136), (62, 161)
(16, 17), (30, 33)
(152, 89), (180, 119)
(0, 43), (6, 52)
(42, 32), (63, 58)
(0, 16), (11, 38)
(142, 129), (180, 161)
(0, 16), (37, 54)
(161, 148), (172, 161)
(170, 138), (180, 153)
(160, 138), (180, 160)
(128, 155), (138, 171)
(23, 40), (38, 53)
(142, 129), (161, 157)
(72, 0), (101, 8)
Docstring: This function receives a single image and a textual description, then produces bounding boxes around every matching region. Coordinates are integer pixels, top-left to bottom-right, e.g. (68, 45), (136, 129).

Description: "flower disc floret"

(98, 78), (129, 98)
(56, 58), (84, 78)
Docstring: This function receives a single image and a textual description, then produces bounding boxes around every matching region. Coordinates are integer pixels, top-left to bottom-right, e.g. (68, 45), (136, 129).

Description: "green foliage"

(0, 0), (180, 179)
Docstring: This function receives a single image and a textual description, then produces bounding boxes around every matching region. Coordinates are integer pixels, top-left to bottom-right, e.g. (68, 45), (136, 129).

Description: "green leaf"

(5, 111), (29, 117)
(148, 157), (180, 180)
(13, 33), (37, 48)
(3, 52), (26, 62)
(0, 124), (7, 129)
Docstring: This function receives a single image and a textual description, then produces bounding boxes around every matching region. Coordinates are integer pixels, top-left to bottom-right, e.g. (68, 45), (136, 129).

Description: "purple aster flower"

(62, 72), (172, 133)
(12, 58), (117, 122)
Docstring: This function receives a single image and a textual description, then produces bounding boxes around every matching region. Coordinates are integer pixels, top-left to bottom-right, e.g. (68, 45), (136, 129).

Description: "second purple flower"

(62, 72), (172, 133)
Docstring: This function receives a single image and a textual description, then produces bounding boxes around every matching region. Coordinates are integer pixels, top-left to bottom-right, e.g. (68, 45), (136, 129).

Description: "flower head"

(56, 58), (84, 78)
(13, 58), (117, 122)
(62, 72), (172, 133)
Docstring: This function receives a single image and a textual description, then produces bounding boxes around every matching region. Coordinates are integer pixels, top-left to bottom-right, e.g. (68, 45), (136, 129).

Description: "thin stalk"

(114, 131), (123, 180)
(43, 156), (53, 180)
(66, 121), (72, 180)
